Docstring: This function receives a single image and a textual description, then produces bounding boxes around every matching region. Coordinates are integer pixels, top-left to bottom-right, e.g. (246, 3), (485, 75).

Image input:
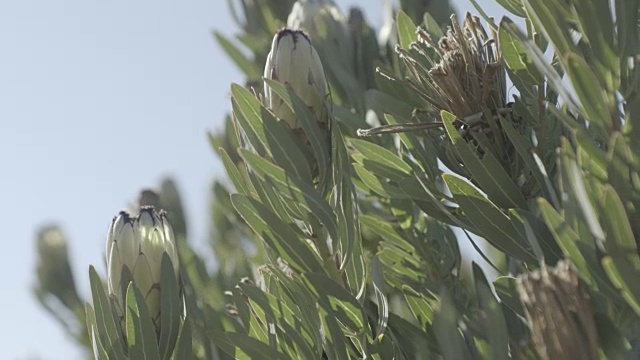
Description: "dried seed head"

(517, 261), (599, 360)
(428, 13), (505, 120)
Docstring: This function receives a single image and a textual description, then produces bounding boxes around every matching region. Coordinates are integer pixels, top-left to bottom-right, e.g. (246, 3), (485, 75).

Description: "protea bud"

(105, 206), (179, 330)
(35, 225), (82, 313)
(263, 29), (328, 129)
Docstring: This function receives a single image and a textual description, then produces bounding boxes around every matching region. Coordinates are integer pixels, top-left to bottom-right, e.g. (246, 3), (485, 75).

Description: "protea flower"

(105, 206), (179, 330)
(263, 29), (328, 129)
(35, 226), (82, 314)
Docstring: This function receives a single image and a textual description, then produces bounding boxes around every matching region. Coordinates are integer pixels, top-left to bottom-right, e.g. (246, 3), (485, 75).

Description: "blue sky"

(0, 0), (504, 358)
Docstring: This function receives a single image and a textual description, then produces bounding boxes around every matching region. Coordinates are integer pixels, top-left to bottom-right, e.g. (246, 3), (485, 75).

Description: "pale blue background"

(0, 0), (504, 358)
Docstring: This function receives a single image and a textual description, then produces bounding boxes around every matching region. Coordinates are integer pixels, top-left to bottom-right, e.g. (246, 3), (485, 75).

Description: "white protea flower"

(263, 29), (328, 129)
(106, 206), (179, 328)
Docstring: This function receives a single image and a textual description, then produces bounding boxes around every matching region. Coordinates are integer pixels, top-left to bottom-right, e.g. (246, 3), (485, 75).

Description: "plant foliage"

(34, 0), (640, 358)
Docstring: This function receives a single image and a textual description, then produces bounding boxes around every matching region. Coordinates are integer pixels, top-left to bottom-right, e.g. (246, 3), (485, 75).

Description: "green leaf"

(159, 254), (181, 360)
(538, 197), (618, 301)
(615, 0), (639, 58)
(441, 111), (527, 209)
(318, 296), (349, 359)
(353, 163), (409, 199)
(263, 78), (330, 185)
(599, 185), (640, 315)
(422, 12), (444, 38)
(499, 18), (542, 84)
(240, 150), (339, 243)
(220, 147), (251, 196)
(259, 104), (313, 183)
(473, 264), (509, 360)
(500, 20), (583, 116)
(571, 0), (618, 78)
(126, 283), (161, 360)
(402, 286), (434, 328)
(599, 185), (637, 256)
(496, 0), (526, 17)
(524, 0), (573, 56)
(350, 139), (412, 182)
(304, 273), (367, 336)
(493, 277), (525, 317)
(372, 255), (389, 340)
(231, 194), (325, 273)
(214, 32), (261, 78)
(171, 317), (192, 360)
(86, 304), (110, 360)
(601, 257), (640, 316)
(499, 115), (560, 207)
(442, 174), (536, 263)
(231, 83), (268, 155)
(565, 52), (611, 132)
(211, 330), (293, 360)
(396, 10), (416, 49)
(332, 126), (366, 296)
(88, 266), (128, 360)
(433, 290), (471, 360)
(386, 311), (437, 357)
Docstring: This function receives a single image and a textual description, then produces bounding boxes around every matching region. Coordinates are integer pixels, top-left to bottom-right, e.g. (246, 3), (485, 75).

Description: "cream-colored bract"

(263, 29), (327, 129)
(105, 207), (179, 325)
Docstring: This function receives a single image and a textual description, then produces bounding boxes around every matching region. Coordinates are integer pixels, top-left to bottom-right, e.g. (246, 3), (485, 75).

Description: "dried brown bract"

(517, 260), (599, 360)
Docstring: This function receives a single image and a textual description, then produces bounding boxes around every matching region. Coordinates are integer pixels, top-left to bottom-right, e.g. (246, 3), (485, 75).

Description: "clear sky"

(0, 0), (505, 358)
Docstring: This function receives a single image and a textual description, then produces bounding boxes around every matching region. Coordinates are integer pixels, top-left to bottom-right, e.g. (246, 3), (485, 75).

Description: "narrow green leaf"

(499, 18), (542, 84)
(351, 139), (412, 181)
(500, 20), (583, 116)
(422, 12), (444, 38)
(332, 125), (366, 296)
(210, 330), (293, 360)
(171, 317), (192, 360)
(304, 273), (367, 335)
(126, 284), (161, 360)
(473, 264), (509, 360)
(318, 296), (349, 359)
(499, 115), (560, 207)
(86, 304), (110, 360)
(602, 256), (640, 316)
(214, 32), (260, 78)
(402, 286), (434, 328)
(524, 0), (573, 56)
(497, 0), (526, 17)
(88, 266), (128, 360)
(260, 104), (313, 183)
(433, 290), (471, 360)
(159, 254), (181, 360)
(231, 83), (269, 154)
(600, 184), (637, 256)
(263, 78), (330, 185)
(396, 11), (416, 49)
(565, 52), (611, 131)
(493, 277), (525, 317)
(231, 194), (325, 273)
(441, 111), (527, 209)
(571, 0), (618, 77)
(240, 150), (339, 244)
(372, 256), (389, 340)
(353, 163), (409, 199)
(443, 174), (536, 263)
(220, 147), (251, 196)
